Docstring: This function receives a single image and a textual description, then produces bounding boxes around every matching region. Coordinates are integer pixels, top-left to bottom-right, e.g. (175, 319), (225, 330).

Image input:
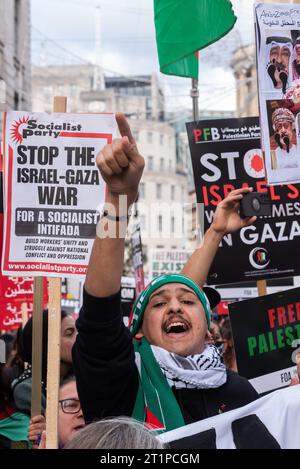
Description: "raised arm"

(181, 187), (257, 287)
(85, 113), (145, 297)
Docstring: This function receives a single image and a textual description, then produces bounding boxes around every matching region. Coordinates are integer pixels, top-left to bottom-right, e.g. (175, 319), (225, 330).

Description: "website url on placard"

(7, 263), (87, 275)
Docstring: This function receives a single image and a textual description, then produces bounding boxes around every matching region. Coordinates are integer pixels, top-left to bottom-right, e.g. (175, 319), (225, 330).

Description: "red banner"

(0, 276), (48, 330)
(0, 150), (48, 330)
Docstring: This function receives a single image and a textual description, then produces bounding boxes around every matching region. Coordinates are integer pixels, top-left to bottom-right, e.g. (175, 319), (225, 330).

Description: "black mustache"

(162, 316), (191, 332)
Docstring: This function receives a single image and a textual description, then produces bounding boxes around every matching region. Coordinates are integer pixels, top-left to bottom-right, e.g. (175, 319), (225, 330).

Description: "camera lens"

(251, 197), (261, 212)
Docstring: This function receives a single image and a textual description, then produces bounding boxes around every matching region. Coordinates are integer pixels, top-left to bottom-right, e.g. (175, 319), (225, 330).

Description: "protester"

(64, 416), (164, 449)
(27, 376), (85, 448)
(1, 328), (24, 392)
(0, 358), (30, 448)
(220, 316), (238, 372)
(72, 113), (258, 435)
(208, 319), (225, 356)
(12, 310), (76, 415)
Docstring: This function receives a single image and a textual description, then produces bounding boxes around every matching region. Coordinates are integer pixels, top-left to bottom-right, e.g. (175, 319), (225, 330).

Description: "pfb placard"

(2, 111), (115, 277)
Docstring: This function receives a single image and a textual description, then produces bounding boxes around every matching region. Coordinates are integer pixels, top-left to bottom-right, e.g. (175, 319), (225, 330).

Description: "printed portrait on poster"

(266, 100), (299, 174)
(255, 2), (300, 184)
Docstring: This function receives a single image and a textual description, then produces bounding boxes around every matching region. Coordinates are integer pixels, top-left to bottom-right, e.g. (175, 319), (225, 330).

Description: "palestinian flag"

(0, 405), (30, 448)
(154, 0), (237, 79)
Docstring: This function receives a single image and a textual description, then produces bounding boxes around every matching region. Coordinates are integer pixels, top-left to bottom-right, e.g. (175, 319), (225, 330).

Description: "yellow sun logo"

(11, 116), (29, 144)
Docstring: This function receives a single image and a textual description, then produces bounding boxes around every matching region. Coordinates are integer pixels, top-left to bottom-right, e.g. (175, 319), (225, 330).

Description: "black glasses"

(59, 398), (81, 414)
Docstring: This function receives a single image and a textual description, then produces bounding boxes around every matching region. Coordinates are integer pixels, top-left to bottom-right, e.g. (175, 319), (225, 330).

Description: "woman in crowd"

(28, 376), (85, 448)
(12, 310), (76, 415)
(0, 355), (30, 448)
(220, 317), (238, 372)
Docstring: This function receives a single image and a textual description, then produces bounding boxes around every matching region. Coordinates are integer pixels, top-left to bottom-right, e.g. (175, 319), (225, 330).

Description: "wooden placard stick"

(45, 96), (66, 449)
(257, 279), (267, 297)
(30, 278), (44, 418)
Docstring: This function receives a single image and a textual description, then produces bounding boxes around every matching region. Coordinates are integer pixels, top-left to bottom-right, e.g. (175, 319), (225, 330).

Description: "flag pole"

(191, 78), (203, 242)
(191, 78), (199, 121)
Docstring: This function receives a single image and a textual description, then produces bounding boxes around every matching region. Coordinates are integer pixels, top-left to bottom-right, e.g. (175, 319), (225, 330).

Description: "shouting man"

(73, 114), (258, 433)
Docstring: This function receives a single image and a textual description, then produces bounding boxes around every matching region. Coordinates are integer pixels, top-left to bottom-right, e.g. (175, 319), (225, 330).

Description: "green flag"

(154, 0), (237, 79)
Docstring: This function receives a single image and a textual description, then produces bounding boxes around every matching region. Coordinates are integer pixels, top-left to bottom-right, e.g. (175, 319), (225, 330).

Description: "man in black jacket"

(73, 113), (258, 432)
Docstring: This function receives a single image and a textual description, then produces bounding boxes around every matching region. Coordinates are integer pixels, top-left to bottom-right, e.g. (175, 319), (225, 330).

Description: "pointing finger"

(116, 113), (135, 144)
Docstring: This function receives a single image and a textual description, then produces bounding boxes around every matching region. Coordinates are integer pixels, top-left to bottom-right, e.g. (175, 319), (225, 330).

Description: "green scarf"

(130, 274), (211, 432)
(0, 411), (30, 444)
(132, 338), (185, 432)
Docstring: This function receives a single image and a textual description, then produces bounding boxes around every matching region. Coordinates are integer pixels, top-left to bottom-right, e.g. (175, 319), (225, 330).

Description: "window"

(148, 156), (154, 171)
(156, 183), (162, 199)
(171, 216), (175, 234)
(139, 182), (145, 199)
(147, 132), (153, 143)
(158, 215), (163, 233)
(160, 158), (164, 171)
(14, 0), (21, 57)
(160, 134), (164, 145)
(169, 160), (172, 171)
(171, 185), (175, 200)
(14, 91), (19, 110)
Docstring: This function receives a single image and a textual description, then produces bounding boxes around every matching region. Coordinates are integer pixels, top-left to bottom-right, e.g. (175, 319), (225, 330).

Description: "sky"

(31, 0), (256, 112)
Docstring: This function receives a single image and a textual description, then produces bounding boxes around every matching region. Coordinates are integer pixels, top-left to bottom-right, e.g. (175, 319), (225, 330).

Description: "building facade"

(0, 0), (31, 141)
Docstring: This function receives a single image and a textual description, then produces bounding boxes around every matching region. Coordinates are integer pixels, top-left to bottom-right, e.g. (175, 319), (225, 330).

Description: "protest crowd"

(2, 0), (300, 453)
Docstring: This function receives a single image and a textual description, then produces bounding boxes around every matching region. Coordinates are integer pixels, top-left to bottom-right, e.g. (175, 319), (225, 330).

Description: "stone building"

(0, 0), (31, 140)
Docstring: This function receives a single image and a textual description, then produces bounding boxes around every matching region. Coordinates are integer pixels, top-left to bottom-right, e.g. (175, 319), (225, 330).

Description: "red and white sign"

(0, 276), (48, 330)
(2, 111), (115, 277)
(216, 300), (233, 316)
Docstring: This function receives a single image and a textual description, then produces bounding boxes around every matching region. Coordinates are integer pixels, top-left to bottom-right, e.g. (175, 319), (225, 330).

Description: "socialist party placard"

(2, 111), (115, 277)
(186, 116), (300, 285)
(228, 287), (300, 394)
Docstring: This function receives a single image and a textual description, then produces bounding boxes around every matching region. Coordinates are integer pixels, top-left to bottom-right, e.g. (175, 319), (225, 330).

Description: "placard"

(2, 111), (115, 277)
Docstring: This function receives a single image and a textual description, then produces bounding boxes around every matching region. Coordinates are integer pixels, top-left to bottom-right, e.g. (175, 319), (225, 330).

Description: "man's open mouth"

(163, 319), (190, 334)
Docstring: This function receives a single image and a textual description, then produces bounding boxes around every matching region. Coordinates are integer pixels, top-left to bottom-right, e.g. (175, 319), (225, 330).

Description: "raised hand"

(211, 187), (257, 235)
(96, 113), (145, 202)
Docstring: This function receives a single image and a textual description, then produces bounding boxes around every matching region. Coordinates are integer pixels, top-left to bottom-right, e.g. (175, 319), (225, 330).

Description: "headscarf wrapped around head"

(129, 273), (212, 336)
(272, 107), (295, 130)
